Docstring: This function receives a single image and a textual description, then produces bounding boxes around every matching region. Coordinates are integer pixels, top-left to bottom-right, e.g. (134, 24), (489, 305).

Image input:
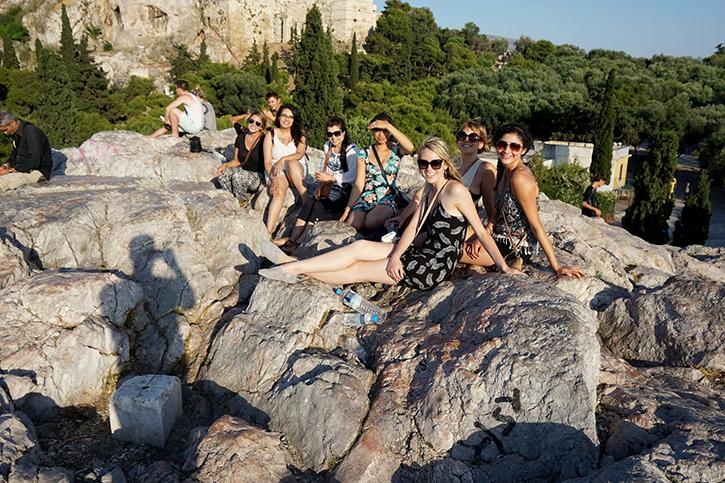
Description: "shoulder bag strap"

(371, 145), (392, 188)
(414, 180), (449, 238)
(241, 131), (263, 167)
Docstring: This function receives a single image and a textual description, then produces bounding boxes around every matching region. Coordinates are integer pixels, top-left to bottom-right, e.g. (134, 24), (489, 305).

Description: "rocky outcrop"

(19, 0), (378, 85)
(0, 233), (33, 291)
(182, 415), (296, 482)
(600, 277), (724, 370)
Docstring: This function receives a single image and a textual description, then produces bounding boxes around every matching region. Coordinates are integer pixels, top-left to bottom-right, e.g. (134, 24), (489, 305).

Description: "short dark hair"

(592, 174), (607, 183)
(370, 111), (393, 125)
(175, 79), (189, 91)
(266, 91), (280, 100)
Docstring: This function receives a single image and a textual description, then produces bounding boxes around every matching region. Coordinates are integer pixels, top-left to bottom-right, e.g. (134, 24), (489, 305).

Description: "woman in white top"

(263, 104), (308, 234)
(278, 116), (363, 253)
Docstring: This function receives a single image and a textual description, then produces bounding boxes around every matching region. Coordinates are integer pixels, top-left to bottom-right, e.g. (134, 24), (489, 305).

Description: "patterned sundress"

(351, 144), (401, 212)
(492, 165), (540, 259)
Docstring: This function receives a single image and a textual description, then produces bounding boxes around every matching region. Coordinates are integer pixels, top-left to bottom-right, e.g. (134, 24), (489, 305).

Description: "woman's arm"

(340, 155), (367, 222)
(452, 183), (513, 272)
(280, 135), (308, 163)
(478, 163), (497, 232)
(512, 171), (585, 278)
(368, 120), (415, 155)
(263, 131), (274, 176)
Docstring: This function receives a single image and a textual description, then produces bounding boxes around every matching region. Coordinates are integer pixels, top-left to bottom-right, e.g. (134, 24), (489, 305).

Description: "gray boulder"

(335, 275), (600, 483)
(0, 233), (33, 291)
(0, 412), (38, 480)
(600, 277), (724, 370)
(182, 415), (295, 482)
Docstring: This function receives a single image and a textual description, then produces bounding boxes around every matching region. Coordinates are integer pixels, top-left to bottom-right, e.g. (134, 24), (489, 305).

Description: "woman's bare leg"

(458, 238), (496, 267)
(348, 210), (367, 232)
(286, 160), (308, 199)
(364, 205), (395, 232)
(284, 240), (393, 276)
(308, 258), (397, 285)
(266, 175), (290, 233)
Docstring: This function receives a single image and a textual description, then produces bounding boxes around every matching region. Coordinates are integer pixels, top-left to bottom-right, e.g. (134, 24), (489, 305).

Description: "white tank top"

(271, 129), (298, 161)
(184, 92), (204, 124)
(460, 158), (484, 189)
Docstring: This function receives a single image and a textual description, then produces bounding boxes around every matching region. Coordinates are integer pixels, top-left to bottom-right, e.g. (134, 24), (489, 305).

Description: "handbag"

(371, 145), (409, 210)
(189, 136), (202, 153)
(315, 147), (353, 212)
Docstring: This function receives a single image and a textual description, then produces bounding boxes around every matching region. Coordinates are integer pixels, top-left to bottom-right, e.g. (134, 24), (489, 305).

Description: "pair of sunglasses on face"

(456, 131), (481, 143)
(247, 118), (263, 127)
(417, 158), (444, 170)
(496, 140), (524, 154)
(326, 130), (343, 138)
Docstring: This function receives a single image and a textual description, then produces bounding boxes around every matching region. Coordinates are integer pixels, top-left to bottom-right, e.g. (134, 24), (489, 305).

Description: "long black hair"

(493, 122), (534, 188)
(369, 111), (394, 148)
(275, 103), (305, 146)
(326, 115), (351, 172)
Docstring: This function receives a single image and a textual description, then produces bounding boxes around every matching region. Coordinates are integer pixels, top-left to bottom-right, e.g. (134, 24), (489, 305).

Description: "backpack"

(189, 136), (202, 153)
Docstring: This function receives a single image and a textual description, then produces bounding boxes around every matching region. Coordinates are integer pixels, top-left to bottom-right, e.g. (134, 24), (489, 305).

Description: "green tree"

(364, 0), (413, 82)
(623, 130), (679, 244)
(199, 39), (210, 64)
(291, 5), (342, 147)
(209, 71), (266, 115)
(590, 70), (616, 180)
(169, 44), (196, 80)
(34, 39), (80, 147)
(2, 36), (19, 69)
(672, 170), (712, 246)
(262, 41), (271, 83)
(0, 6), (29, 41)
(349, 32), (359, 88)
(76, 35), (109, 113)
(699, 125), (725, 185)
(270, 52), (279, 81)
(60, 5), (76, 66)
(244, 40), (261, 67)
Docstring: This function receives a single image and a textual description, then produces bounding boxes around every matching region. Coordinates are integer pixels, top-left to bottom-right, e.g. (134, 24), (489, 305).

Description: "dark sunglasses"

(456, 131), (481, 143)
(326, 130), (343, 138)
(247, 118), (262, 127)
(496, 140), (523, 154)
(371, 128), (389, 135)
(417, 158), (444, 170)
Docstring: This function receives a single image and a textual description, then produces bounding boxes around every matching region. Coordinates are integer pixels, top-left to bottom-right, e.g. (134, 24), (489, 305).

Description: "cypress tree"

(169, 44), (195, 80)
(2, 36), (19, 69)
(349, 32), (359, 89)
(622, 130), (679, 244)
(270, 52), (279, 82)
(262, 41), (271, 83)
(244, 40), (261, 67)
(291, 5), (342, 148)
(590, 70), (616, 180)
(76, 35), (109, 113)
(672, 170), (712, 246)
(35, 39), (79, 148)
(60, 5), (76, 66)
(198, 39), (210, 64)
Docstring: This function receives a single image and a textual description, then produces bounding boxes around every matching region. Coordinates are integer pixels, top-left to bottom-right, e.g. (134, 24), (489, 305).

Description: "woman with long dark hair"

(263, 104), (308, 234)
(214, 109), (266, 201)
(259, 137), (521, 288)
(278, 116), (363, 253)
(461, 123), (585, 278)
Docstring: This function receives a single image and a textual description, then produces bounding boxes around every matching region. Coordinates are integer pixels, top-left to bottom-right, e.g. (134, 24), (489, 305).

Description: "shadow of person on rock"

(391, 421), (598, 482)
(102, 235), (196, 376)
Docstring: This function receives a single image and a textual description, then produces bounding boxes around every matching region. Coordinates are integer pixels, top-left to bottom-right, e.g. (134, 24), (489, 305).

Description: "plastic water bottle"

(335, 288), (387, 323)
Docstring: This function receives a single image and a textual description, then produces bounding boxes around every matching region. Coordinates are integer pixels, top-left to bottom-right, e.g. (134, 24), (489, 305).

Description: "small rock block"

(109, 375), (182, 448)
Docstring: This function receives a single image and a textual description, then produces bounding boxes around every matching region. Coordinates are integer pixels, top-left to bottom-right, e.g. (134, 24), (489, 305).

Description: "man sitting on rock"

(0, 111), (52, 193)
(150, 80), (205, 138)
(582, 174), (606, 218)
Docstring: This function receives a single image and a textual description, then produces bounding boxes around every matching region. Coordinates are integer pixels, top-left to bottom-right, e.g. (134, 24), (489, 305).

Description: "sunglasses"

(496, 140), (524, 154)
(456, 131), (481, 143)
(371, 128), (389, 135)
(279, 113), (294, 119)
(248, 119), (262, 127)
(326, 130), (343, 138)
(417, 158), (444, 170)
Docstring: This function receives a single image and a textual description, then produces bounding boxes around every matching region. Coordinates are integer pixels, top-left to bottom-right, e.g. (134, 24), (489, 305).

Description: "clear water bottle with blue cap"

(335, 288), (387, 324)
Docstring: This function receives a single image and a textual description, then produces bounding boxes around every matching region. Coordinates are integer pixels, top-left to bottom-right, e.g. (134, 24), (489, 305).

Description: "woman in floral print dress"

(344, 112), (415, 234)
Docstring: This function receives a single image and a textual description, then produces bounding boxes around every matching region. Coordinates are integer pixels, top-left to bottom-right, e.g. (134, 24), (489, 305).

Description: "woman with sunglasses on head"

(214, 109), (267, 201)
(461, 123), (585, 279)
(278, 116), (363, 253)
(259, 137), (521, 288)
(263, 104), (309, 234)
(345, 112), (415, 234)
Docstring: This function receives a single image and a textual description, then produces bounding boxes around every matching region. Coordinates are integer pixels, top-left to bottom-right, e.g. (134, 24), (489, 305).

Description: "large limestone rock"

(334, 275), (601, 482)
(0, 233), (33, 291)
(0, 271), (136, 421)
(199, 280), (375, 471)
(182, 415), (295, 482)
(595, 351), (725, 482)
(0, 412), (39, 480)
(599, 277), (724, 370)
(20, 1), (378, 85)
(0, 177), (286, 379)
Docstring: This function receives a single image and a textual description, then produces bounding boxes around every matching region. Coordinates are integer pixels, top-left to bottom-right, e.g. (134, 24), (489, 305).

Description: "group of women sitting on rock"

(212, 102), (585, 291)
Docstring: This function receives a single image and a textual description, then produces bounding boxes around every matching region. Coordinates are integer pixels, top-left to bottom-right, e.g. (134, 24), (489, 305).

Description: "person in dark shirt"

(582, 175), (607, 218)
(0, 111), (52, 193)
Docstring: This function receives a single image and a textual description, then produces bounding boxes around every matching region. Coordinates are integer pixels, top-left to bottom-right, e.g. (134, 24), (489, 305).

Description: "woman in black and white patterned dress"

(258, 137), (522, 288)
(460, 123), (585, 279)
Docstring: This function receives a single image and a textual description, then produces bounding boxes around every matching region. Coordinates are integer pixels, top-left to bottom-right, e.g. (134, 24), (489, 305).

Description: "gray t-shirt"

(202, 100), (217, 131)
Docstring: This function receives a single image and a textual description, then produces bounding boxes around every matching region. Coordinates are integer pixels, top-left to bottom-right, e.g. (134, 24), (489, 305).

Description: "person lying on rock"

(230, 91), (281, 129)
(263, 104), (308, 234)
(344, 112), (415, 235)
(0, 111), (52, 193)
(259, 137), (522, 288)
(460, 122), (585, 279)
(213, 109), (266, 201)
(150, 79), (205, 138)
(277, 116), (363, 254)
